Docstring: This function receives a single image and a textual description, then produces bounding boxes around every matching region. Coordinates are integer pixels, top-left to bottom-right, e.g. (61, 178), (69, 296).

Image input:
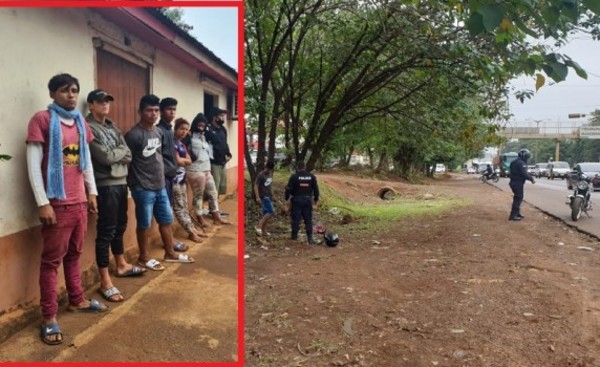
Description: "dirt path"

(245, 173), (600, 367)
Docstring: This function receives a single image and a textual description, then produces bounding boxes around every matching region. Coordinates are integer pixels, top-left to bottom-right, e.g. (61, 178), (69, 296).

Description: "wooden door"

(96, 49), (149, 132)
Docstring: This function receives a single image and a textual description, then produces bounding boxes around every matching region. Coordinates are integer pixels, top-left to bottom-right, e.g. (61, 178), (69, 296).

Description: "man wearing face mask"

(206, 107), (232, 201)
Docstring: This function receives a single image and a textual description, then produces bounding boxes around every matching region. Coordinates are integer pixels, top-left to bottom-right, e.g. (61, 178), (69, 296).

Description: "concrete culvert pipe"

(377, 187), (396, 200)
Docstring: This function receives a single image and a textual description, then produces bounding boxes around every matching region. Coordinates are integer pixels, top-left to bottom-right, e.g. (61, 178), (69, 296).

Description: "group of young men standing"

(26, 73), (232, 345)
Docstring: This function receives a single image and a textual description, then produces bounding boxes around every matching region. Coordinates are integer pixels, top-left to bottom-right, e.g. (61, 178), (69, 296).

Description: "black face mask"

(217, 120), (225, 125)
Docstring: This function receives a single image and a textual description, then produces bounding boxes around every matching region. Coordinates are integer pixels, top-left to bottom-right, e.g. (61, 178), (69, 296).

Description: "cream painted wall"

(0, 8), (239, 235)
(153, 50), (205, 122)
(0, 8), (96, 236)
(153, 49), (239, 173)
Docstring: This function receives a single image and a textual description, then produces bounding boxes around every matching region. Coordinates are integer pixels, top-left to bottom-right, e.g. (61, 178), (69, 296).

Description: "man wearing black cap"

(86, 89), (146, 303)
(157, 97), (179, 204)
(206, 106), (232, 199)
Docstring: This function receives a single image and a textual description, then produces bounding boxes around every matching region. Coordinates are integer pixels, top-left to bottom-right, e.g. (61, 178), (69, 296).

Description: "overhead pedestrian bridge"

(496, 120), (599, 140)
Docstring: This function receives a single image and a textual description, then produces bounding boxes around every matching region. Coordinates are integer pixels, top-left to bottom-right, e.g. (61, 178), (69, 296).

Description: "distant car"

(273, 152), (286, 164)
(527, 165), (536, 174)
(532, 163), (548, 178)
(466, 166), (476, 174)
(546, 161), (570, 179)
(435, 164), (446, 173)
(566, 162), (600, 190)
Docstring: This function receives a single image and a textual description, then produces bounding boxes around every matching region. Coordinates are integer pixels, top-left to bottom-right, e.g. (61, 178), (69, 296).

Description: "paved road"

(483, 175), (600, 238)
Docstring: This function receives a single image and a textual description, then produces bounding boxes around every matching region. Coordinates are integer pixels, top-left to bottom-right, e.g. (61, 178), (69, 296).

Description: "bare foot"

(188, 233), (204, 243)
(213, 218), (231, 225)
(197, 215), (211, 228)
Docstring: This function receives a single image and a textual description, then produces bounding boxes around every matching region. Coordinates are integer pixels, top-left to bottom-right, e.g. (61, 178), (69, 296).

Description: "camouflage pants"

(186, 170), (219, 216)
(172, 182), (195, 234)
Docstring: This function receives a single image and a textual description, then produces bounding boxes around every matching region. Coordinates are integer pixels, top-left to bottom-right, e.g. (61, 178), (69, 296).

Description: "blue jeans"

(130, 187), (173, 229)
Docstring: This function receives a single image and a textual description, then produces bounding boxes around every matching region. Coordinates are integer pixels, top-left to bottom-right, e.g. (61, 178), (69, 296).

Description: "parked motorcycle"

(566, 172), (593, 221)
(480, 171), (499, 183)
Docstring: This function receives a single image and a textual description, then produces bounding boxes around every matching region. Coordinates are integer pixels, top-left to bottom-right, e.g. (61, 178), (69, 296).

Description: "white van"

(435, 164), (446, 173)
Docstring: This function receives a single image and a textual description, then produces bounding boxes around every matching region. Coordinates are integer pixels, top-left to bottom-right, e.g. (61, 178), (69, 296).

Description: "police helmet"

(324, 232), (339, 247)
(518, 149), (531, 161)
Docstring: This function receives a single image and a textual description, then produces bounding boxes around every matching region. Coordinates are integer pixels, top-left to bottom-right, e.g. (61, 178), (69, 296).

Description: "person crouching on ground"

(254, 159), (275, 236)
(26, 73), (109, 345)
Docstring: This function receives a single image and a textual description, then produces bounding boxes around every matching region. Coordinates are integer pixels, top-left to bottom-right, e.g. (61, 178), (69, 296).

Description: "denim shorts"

(262, 197), (274, 215)
(130, 187), (173, 229)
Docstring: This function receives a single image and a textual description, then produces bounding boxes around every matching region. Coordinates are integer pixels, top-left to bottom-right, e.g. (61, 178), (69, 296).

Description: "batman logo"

(63, 144), (80, 166)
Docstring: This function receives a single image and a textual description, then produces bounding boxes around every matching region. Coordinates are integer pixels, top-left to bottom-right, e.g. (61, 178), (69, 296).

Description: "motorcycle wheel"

(492, 176), (499, 183)
(480, 176), (486, 183)
(571, 196), (584, 221)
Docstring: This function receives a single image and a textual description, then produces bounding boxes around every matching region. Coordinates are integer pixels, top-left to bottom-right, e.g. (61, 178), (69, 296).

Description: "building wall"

(0, 8), (96, 237)
(0, 7), (237, 327)
(152, 50), (238, 194)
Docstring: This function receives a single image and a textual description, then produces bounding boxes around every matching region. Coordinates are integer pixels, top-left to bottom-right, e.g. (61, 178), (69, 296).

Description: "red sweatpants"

(39, 202), (87, 319)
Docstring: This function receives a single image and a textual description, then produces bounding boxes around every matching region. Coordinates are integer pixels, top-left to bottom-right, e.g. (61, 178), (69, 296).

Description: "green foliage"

(245, 0), (600, 181)
(157, 8), (193, 33)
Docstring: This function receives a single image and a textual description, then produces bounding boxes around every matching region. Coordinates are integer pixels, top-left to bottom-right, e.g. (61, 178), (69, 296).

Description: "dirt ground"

(244, 172), (600, 367)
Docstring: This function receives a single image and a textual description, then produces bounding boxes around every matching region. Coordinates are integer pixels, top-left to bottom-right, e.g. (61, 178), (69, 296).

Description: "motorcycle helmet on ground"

(518, 149), (531, 161)
(324, 232), (339, 247)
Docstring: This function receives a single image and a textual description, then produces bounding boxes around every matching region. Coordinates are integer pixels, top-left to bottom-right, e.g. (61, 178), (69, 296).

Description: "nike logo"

(143, 138), (161, 157)
(143, 146), (158, 157)
(46, 327), (54, 333)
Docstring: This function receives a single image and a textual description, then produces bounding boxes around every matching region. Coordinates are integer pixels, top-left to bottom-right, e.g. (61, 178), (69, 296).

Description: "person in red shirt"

(26, 73), (108, 345)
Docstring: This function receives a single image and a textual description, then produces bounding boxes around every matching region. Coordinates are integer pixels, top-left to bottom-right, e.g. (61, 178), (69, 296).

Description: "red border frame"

(1, 1), (244, 366)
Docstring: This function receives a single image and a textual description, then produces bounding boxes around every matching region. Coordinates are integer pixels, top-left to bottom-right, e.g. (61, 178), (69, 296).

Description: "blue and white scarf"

(46, 103), (89, 200)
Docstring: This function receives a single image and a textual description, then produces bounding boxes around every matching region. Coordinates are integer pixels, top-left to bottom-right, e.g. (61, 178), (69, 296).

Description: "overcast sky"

(509, 33), (600, 124)
(181, 7), (239, 71)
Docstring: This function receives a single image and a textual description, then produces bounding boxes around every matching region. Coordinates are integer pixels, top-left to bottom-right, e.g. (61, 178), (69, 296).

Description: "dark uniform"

(509, 151), (535, 221)
(285, 168), (320, 242)
(485, 165), (493, 179)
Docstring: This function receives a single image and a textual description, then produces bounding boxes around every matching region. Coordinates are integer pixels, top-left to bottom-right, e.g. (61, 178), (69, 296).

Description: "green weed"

(318, 182), (470, 232)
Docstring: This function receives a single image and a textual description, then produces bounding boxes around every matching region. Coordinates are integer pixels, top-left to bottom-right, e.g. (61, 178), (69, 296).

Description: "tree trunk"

(245, 132), (257, 199)
(375, 151), (388, 172)
(344, 145), (354, 166)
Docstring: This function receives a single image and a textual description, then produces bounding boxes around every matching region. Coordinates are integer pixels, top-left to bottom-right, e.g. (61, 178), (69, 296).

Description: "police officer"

(285, 161), (320, 244)
(485, 164), (494, 179)
(509, 149), (535, 221)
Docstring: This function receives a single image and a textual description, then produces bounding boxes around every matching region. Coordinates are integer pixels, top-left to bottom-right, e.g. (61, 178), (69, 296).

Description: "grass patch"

(245, 168), (472, 236)
(319, 181), (470, 225)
